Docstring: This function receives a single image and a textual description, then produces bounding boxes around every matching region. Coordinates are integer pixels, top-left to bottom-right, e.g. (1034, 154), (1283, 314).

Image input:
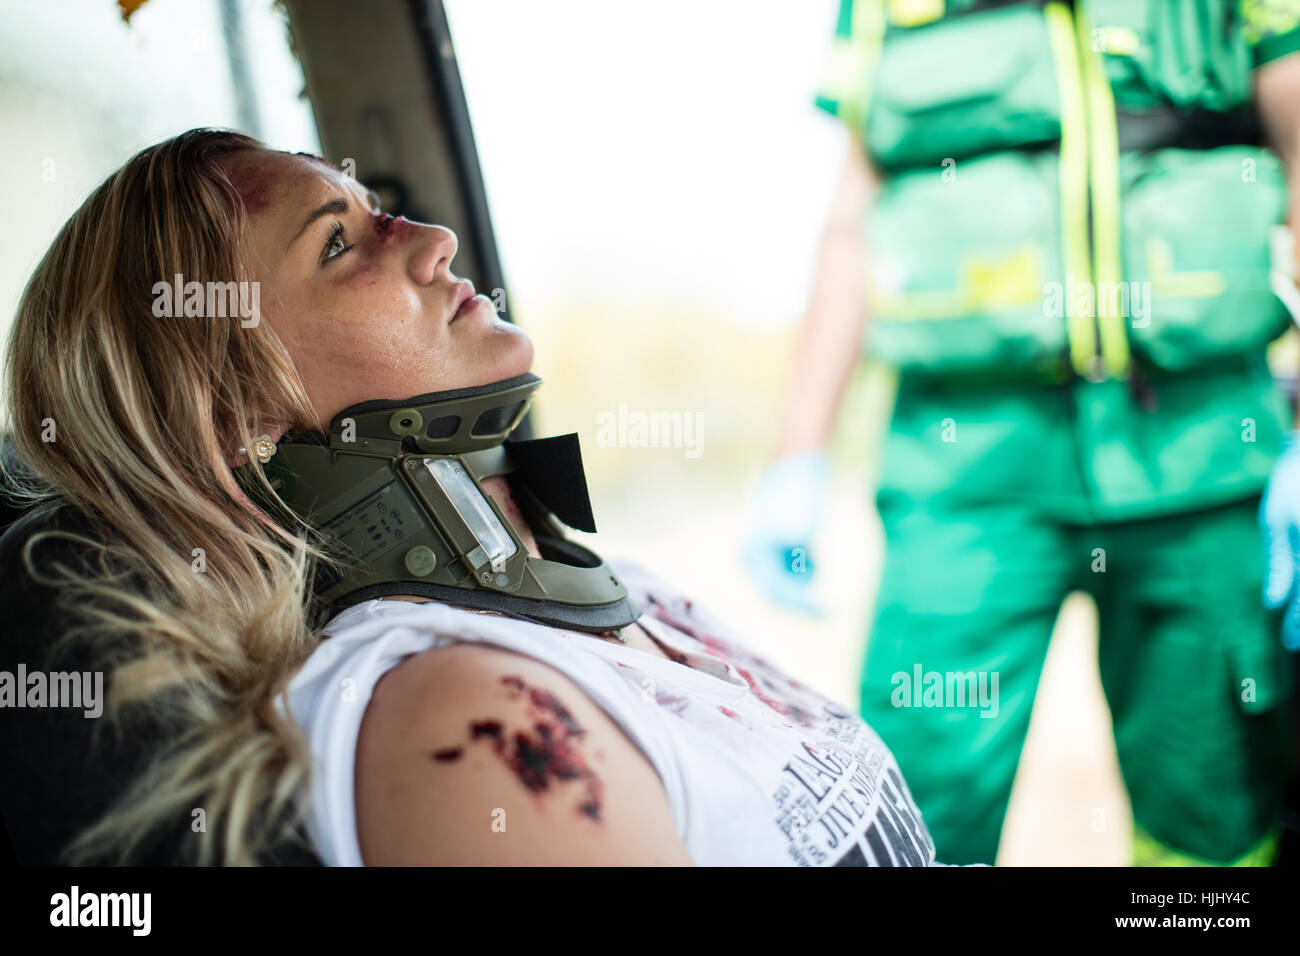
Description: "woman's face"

(227, 149), (533, 431)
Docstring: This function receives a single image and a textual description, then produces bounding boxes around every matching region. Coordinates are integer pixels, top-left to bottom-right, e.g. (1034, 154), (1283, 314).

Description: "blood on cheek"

(430, 675), (606, 822)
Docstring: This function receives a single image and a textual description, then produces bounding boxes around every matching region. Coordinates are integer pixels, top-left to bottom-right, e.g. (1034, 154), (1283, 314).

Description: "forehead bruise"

(292, 151), (333, 169)
(229, 156), (356, 271)
(228, 153), (339, 218)
(228, 157), (282, 214)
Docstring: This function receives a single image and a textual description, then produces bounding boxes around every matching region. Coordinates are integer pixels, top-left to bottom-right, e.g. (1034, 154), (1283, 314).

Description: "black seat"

(0, 437), (32, 867)
(0, 440), (32, 537)
(0, 438), (322, 866)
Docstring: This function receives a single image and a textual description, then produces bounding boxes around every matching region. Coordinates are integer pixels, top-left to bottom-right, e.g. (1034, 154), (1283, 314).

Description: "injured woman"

(0, 129), (957, 867)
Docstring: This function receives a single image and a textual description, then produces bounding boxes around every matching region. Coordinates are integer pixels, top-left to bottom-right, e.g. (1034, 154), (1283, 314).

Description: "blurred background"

(0, 0), (1130, 864)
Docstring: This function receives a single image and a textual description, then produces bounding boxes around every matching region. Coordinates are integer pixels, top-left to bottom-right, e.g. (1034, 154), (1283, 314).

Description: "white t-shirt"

(284, 558), (948, 866)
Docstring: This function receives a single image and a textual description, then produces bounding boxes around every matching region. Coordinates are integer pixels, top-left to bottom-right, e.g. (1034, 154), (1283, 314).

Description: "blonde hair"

(1, 128), (338, 864)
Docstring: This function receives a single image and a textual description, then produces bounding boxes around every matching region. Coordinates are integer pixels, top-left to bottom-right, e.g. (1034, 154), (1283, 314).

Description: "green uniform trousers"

(862, 446), (1294, 866)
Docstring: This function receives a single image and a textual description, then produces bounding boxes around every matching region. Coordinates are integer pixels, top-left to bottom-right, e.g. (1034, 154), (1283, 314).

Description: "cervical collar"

(248, 373), (642, 633)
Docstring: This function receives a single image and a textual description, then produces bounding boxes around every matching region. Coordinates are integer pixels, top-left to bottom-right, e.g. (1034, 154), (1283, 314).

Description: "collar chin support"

(251, 372), (642, 633)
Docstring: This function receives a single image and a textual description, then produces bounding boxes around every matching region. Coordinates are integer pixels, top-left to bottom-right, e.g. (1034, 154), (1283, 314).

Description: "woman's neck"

(478, 474), (541, 559)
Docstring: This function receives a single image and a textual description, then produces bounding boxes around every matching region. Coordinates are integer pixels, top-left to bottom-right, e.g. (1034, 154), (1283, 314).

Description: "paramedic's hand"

(741, 451), (829, 615)
(1262, 431), (1300, 651)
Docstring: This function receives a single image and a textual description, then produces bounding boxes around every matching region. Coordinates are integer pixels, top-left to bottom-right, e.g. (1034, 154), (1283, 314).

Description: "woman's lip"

(452, 290), (492, 323)
(450, 280), (476, 322)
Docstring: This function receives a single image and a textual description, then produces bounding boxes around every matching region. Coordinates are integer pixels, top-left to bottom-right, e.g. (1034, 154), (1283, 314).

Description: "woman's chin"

(481, 319), (535, 379)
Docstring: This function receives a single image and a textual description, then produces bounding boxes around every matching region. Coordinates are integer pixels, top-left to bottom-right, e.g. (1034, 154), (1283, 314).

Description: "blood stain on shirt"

(735, 665), (791, 718)
(654, 690), (690, 714)
(786, 704), (817, 729)
(638, 589), (804, 723)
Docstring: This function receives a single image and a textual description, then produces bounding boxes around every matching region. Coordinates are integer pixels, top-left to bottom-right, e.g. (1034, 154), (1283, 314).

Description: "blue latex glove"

(741, 451), (829, 615)
(1262, 431), (1300, 651)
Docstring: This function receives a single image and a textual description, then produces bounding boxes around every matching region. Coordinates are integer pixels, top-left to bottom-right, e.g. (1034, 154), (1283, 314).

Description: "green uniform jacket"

(817, 0), (1300, 523)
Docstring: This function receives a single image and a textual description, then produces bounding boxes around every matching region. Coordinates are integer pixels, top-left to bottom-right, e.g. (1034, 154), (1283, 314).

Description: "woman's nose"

(406, 223), (459, 287)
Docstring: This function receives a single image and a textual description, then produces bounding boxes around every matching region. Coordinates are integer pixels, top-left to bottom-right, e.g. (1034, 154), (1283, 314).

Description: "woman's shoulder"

(352, 637), (692, 865)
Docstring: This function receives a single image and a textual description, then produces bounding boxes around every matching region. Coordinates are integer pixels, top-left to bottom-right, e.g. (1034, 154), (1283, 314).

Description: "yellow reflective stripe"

(838, 0), (886, 134)
(964, 247), (1045, 307)
(1076, 1), (1130, 379)
(1044, 2), (1096, 377)
(817, 3), (886, 130)
(886, 0), (944, 27)
(1097, 24), (1140, 56)
(1133, 825), (1281, 867)
(868, 247), (1045, 319)
(819, 37), (868, 107)
(1146, 238), (1227, 298)
(869, 290), (969, 319)
(1097, 23), (1138, 55)
(1242, 0), (1300, 46)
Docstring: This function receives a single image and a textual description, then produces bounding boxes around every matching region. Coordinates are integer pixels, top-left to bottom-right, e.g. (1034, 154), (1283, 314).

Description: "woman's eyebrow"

(291, 196), (350, 248)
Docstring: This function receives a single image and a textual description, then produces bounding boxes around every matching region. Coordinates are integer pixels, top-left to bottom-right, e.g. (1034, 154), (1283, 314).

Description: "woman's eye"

(322, 223), (352, 264)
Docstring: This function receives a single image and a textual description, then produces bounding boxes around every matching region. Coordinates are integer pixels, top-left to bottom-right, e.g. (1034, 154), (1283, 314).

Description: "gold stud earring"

(238, 435), (276, 464)
(251, 435), (276, 463)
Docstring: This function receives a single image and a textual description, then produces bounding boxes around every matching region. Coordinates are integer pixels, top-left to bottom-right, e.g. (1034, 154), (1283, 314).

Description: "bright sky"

(445, 0), (848, 327)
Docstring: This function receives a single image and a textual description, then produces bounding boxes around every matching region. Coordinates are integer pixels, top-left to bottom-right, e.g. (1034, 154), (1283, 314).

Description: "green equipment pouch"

(1093, 0), (1253, 113)
(846, 0), (1287, 377)
(1120, 145), (1290, 373)
(860, 3), (1069, 376)
(866, 2), (1061, 171)
(865, 149), (1067, 376)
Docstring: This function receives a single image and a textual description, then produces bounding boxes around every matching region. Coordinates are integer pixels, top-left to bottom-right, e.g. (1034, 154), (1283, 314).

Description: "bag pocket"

(1090, 0), (1252, 113)
(867, 3), (1061, 169)
(866, 150), (1067, 375)
(1121, 146), (1290, 374)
